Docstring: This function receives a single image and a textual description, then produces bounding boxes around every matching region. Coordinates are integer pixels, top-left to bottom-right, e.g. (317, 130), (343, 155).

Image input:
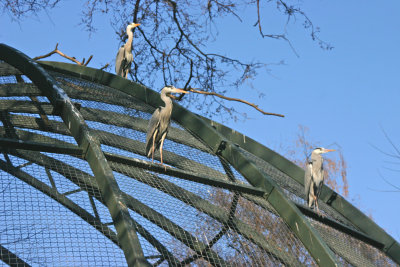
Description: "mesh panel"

(49, 71), (320, 266)
(0, 60), (397, 266)
(241, 148), (360, 230)
(0, 151), (125, 266)
(52, 71), (231, 182)
(308, 217), (398, 267)
(0, 62), (125, 266)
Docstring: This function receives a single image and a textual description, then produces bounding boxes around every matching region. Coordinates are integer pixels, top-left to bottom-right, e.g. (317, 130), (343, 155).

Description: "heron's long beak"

(131, 23), (140, 28)
(323, 149), (336, 153)
(172, 88), (189, 94)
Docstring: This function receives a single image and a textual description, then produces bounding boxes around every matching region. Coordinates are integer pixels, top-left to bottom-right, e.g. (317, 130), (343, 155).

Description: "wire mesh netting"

(51, 70), (318, 266)
(0, 62), (126, 266)
(241, 148), (360, 230)
(308, 217), (397, 267)
(0, 57), (398, 267)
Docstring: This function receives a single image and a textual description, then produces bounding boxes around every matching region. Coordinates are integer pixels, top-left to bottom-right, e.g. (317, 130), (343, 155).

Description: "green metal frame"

(0, 243), (31, 267)
(37, 60), (341, 266)
(0, 96), (385, 251)
(1, 42), (398, 265)
(0, 157), (120, 246)
(0, 43), (150, 267)
(4, 148), (183, 266)
(0, 116), (380, 252)
(200, 116), (400, 264)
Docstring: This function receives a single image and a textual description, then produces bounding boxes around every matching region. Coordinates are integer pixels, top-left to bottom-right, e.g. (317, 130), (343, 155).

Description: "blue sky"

(1, 0), (399, 244)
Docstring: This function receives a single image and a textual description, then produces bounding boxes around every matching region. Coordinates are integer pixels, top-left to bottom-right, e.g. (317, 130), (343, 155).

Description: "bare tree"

(3, 0), (333, 119)
(81, 0), (332, 119)
(1, 0), (60, 19)
(372, 127), (400, 193)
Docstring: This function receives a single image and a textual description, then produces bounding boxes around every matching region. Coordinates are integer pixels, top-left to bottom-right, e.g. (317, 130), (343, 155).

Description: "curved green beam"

(199, 116), (400, 264)
(0, 244), (31, 267)
(8, 149), (228, 266)
(0, 158), (120, 246)
(0, 43), (150, 267)
(0, 120), (300, 266)
(0, 110), (228, 181)
(38, 61), (340, 266)
(0, 155), (182, 266)
(4, 84), (397, 262)
(108, 160), (300, 266)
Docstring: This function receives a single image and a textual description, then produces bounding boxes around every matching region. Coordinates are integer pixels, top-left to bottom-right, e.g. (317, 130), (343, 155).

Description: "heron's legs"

(308, 186), (315, 208)
(314, 196), (325, 217)
(151, 130), (158, 163)
(151, 140), (155, 163)
(159, 134), (167, 171)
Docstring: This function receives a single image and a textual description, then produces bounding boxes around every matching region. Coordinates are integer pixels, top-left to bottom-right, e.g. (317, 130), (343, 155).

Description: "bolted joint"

(324, 191), (338, 205)
(214, 140), (227, 155)
(51, 99), (65, 116)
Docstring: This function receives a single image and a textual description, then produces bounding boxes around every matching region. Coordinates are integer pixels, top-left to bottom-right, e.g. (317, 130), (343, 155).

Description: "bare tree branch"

(380, 125), (400, 158)
(2, 0), (60, 19)
(176, 59), (194, 101)
(277, 0), (333, 50)
(378, 170), (400, 191)
(74, 0), (331, 119)
(188, 88), (284, 117)
(7, 1), (332, 120)
(369, 142), (400, 160)
(100, 63), (110, 71)
(33, 43), (93, 66)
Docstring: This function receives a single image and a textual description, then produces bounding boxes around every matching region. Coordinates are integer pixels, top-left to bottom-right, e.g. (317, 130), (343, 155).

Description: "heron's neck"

(126, 31), (134, 52)
(161, 93), (173, 112)
(311, 153), (323, 164)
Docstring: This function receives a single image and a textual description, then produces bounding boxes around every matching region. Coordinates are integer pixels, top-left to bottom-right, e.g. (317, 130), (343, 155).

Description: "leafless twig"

(100, 63), (110, 71)
(188, 88), (284, 117)
(80, 0), (328, 119)
(33, 43), (93, 66)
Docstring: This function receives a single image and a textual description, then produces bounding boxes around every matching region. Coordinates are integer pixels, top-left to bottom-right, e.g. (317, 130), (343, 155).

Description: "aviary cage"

(0, 43), (399, 266)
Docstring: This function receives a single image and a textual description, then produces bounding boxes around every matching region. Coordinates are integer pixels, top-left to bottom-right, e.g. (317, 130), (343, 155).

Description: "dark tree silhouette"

(3, 0), (332, 119)
(1, 0), (60, 19)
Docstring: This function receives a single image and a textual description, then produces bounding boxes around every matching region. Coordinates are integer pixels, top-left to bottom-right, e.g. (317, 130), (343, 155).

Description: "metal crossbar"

(0, 45), (399, 266)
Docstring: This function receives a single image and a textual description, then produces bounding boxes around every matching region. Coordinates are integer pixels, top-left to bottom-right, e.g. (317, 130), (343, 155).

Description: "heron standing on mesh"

(304, 147), (335, 215)
(146, 86), (188, 169)
(115, 22), (140, 78)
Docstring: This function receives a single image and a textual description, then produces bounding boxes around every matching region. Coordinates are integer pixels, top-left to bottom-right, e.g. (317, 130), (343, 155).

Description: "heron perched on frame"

(146, 86), (188, 169)
(304, 147), (335, 215)
(115, 22), (140, 78)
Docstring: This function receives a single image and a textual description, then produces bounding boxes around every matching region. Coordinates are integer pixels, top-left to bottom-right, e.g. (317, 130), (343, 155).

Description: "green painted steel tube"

(0, 243), (31, 267)
(5, 149), (182, 266)
(38, 61), (340, 266)
(0, 137), (83, 155)
(200, 116), (400, 264)
(0, 44), (150, 267)
(0, 158), (120, 246)
(0, 98), (385, 250)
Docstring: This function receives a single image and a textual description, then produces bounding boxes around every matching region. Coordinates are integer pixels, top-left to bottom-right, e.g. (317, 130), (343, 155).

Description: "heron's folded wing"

(316, 168), (324, 200)
(145, 108), (161, 155)
(115, 46), (125, 75)
(304, 162), (313, 200)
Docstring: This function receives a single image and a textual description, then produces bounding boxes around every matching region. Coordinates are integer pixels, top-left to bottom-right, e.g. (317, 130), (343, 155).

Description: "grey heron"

(115, 22), (140, 78)
(304, 147), (335, 215)
(146, 86), (188, 169)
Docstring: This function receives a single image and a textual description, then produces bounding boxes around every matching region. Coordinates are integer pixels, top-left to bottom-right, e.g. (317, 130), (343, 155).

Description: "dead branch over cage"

(33, 43), (93, 66)
(78, 0), (326, 119)
(182, 88), (284, 117)
(100, 63), (110, 71)
(7, 0), (332, 119)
